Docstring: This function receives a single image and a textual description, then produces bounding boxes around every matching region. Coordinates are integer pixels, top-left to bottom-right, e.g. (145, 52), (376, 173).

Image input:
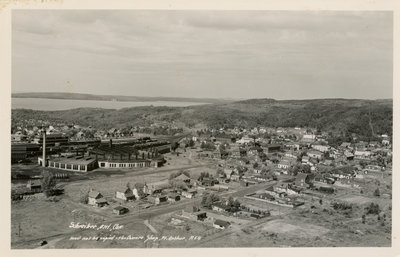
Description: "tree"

(374, 188), (381, 197)
(170, 180), (188, 191)
(188, 139), (195, 147)
(289, 164), (300, 176)
(216, 169), (226, 178)
(201, 193), (220, 208)
(227, 196), (235, 207)
(365, 203), (380, 215)
(253, 162), (259, 169)
(171, 142), (179, 152)
(41, 170), (57, 197)
(198, 172), (210, 181)
(359, 160), (368, 169)
(302, 164), (311, 173)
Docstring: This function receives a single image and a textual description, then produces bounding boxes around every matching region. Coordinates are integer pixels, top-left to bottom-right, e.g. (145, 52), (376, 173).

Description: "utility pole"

(42, 128), (47, 167)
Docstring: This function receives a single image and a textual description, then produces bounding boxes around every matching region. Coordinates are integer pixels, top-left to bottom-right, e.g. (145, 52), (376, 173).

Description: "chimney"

(42, 129), (46, 167)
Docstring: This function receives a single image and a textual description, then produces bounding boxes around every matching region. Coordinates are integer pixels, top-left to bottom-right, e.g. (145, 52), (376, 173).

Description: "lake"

(12, 97), (210, 110)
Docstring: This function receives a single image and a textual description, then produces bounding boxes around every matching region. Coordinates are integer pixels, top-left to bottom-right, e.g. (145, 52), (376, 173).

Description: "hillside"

(12, 98), (393, 139)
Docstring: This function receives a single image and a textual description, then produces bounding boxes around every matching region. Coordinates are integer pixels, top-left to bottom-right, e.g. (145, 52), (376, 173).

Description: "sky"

(12, 10), (393, 100)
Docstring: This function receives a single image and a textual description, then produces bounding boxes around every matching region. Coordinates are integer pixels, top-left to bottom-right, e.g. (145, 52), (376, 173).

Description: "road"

(67, 163), (209, 187)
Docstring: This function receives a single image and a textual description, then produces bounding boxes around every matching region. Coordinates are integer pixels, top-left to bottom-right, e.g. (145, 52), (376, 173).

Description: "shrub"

(365, 203), (380, 215)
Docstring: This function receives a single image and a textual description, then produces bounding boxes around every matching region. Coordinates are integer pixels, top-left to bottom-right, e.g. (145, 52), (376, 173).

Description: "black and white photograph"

(3, 1), (398, 254)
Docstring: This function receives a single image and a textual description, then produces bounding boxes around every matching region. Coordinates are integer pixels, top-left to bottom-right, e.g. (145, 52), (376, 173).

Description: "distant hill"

(11, 92), (233, 104)
(12, 98), (393, 139)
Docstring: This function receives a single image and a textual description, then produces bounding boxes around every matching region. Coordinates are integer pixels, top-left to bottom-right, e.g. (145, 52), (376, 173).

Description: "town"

(11, 117), (393, 248)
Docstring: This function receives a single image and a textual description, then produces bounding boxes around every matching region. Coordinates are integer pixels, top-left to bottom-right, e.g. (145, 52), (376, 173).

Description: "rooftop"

(50, 156), (97, 166)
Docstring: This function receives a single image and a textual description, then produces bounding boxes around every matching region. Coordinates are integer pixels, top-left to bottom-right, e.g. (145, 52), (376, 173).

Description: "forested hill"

(12, 98), (393, 138)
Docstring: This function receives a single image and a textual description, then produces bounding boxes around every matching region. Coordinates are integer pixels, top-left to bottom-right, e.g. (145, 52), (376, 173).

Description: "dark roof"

(121, 188), (134, 197)
(114, 206), (128, 211)
(88, 191), (102, 198)
(96, 198), (108, 204)
(214, 219), (230, 228)
(174, 174), (191, 181)
(50, 156), (97, 166)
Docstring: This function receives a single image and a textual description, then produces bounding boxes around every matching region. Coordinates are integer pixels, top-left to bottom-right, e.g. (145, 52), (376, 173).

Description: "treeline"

(12, 98), (392, 140)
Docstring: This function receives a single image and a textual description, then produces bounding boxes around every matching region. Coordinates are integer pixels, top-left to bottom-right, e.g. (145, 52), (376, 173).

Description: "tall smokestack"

(42, 129), (46, 167)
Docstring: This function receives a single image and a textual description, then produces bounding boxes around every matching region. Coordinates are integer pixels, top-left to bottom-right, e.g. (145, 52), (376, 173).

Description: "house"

(115, 188), (136, 201)
(181, 206), (208, 221)
(12, 131), (27, 142)
(113, 206), (129, 215)
(277, 160), (291, 170)
(230, 174), (240, 181)
(26, 180), (42, 193)
(340, 142), (352, 149)
(211, 202), (231, 213)
(284, 151), (298, 159)
(354, 150), (371, 160)
(213, 219), (231, 229)
(181, 189), (197, 199)
(133, 183), (145, 199)
(273, 183), (301, 195)
(237, 137), (252, 144)
(173, 174), (191, 183)
(313, 174), (334, 184)
(167, 192), (181, 202)
(147, 195), (168, 205)
(182, 210), (208, 221)
(143, 181), (170, 195)
(344, 151), (354, 161)
(256, 192), (276, 201)
(312, 144), (329, 153)
(201, 177), (217, 187)
(301, 156), (310, 165)
(307, 150), (323, 160)
(302, 134), (316, 142)
(240, 180), (257, 187)
(88, 190), (108, 207)
(264, 144), (281, 153)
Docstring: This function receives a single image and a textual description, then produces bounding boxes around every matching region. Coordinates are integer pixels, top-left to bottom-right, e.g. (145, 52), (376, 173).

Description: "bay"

(11, 97), (209, 110)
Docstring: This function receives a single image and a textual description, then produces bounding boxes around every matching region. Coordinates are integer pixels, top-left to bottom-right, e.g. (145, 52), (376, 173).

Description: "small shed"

(113, 206), (129, 215)
(213, 219), (231, 229)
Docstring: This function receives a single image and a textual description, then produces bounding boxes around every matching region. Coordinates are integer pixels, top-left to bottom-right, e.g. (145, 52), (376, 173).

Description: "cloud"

(11, 10), (393, 99)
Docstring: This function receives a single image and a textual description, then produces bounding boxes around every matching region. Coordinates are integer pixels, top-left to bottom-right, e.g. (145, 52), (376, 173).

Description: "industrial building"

(34, 133), (69, 147)
(11, 143), (40, 163)
(39, 155), (98, 172)
(89, 140), (165, 169)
